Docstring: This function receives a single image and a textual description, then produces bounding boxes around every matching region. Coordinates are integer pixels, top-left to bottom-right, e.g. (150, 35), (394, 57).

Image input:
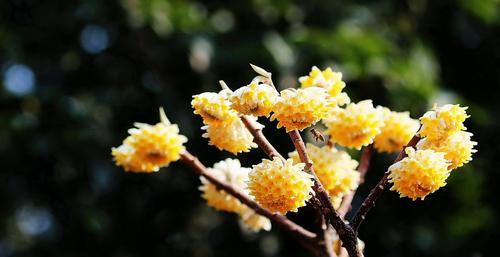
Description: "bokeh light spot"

(3, 64), (35, 97)
(15, 205), (53, 237)
(80, 25), (109, 54)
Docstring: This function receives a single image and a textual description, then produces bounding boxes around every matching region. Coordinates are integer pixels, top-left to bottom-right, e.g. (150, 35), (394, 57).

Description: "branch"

(351, 135), (421, 232)
(179, 150), (316, 240)
(288, 130), (362, 257)
(240, 115), (285, 162)
(338, 145), (373, 218)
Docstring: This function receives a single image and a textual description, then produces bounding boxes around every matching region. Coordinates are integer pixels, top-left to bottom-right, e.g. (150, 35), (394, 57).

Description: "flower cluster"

(199, 159), (250, 213)
(289, 144), (359, 203)
(192, 89), (259, 154)
(324, 100), (384, 149)
(389, 104), (476, 200)
(388, 148), (450, 200)
(374, 107), (420, 153)
(418, 104), (468, 141)
(271, 87), (332, 132)
(230, 82), (278, 117)
(248, 158), (314, 214)
(199, 159), (271, 232)
(299, 66), (350, 106)
(111, 109), (187, 172)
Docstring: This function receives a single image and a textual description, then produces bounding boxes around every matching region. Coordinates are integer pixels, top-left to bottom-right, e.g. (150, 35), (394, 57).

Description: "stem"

(288, 130), (361, 257)
(338, 145), (373, 218)
(240, 115), (285, 162)
(351, 135), (421, 232)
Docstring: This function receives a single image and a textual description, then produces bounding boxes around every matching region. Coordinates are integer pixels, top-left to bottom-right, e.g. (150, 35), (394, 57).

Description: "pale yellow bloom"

(299, 66), (350, 106)
(238, 207), (272, 232)
(417, 131), (477, 170)
(230, 82), (278, 117)
(202, 115), (259, 154)
(248, 158), (314, 214)
(289, 144), (359, 199)
(199, 159), (250, 213)
(419, 104), (469, 141)
(271, 87), (331, 132)
(388, 148), (451, 200)
(324, 100), (384, 149)
(112, 109), (187, 173)
(374, 107), (420, 153)
(191, 90), (238, 125)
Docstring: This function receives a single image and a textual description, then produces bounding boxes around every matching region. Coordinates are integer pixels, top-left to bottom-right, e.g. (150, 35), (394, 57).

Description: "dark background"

(1, 0), (499, 256)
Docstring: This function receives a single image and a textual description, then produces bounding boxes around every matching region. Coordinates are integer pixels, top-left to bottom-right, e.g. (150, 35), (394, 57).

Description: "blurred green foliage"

(1, 0), (499, 257)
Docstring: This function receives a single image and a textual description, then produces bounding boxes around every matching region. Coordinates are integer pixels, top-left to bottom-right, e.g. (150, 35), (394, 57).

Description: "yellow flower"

(112, 109), (187, 173)
(289, 144), (360, 199)
(419, 104), (469, 141)
(271, 87), (331, 132)
(388, 148), (451, 200)
(417, 131), (477, 170)
(324, 100), (384, 149)
(374, 107), (420, 153)
(299, 66), (350, 106)
(191, 90), (238, 125)
(230, 82), (278, 117)
(238, 208), (272, 232)
(248, 158), (314, 214)
(199, 159), (250, 213)
(202, 115), (259, 154)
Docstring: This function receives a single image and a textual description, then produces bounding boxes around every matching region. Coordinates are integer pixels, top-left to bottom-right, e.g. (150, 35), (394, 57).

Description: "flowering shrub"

(112, 65), (476, 257)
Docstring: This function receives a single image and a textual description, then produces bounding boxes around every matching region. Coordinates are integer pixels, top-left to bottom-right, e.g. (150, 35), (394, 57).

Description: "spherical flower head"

(374, 107), (420, 153)
(271, 87), (332, 132)
(248, 158), (314, 214)
(417, 131), (477, 170)
(419, 104), (469, 141)
(324, 100), (385, 149)
(238, 207), (272, 232)
(199, 159), (251, 213)
(191, 90), (238, 125)
(299, 66), (350, 106)
(230, 82), (278, 117)
(289, 144), (360, 198)
(202, 115), (259, 154)
(388, 147), (451, 200)
(112, 110), (187, 173)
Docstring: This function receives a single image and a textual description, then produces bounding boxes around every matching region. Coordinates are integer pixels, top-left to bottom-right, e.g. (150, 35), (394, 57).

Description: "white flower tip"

(219, 80), (231, 91)
(159, 107), (171, 125)
(250, 63), (271, 78)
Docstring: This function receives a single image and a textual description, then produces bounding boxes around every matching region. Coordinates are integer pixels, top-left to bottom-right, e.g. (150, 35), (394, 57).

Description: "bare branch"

(338, 145), (373, 218)
(351, 135), (421, 232)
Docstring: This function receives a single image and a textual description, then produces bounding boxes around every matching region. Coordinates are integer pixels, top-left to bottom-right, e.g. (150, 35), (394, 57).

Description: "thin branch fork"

(288, 130), (362, 257)
(338, 145), (373, 218)
(180, 150), (316, 240)
(351, 135), (421, 232)
(240, 115), (285, 162)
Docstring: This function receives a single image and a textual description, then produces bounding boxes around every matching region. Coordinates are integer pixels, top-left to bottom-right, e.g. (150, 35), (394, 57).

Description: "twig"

(338, 145), (373, 218)
(351, 135), (421, 232)
(288, 130), (361, 257)
(180, 151), (316, 240)
(240, 115), (285, 162)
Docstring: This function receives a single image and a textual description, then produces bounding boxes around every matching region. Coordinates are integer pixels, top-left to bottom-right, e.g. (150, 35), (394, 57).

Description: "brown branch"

(240, 115), (285, 162)
(351, 135), (421, 232)
(338, 145), (373, 218)
(288, 130), (361, 257)
(179, 150), (316, 240)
